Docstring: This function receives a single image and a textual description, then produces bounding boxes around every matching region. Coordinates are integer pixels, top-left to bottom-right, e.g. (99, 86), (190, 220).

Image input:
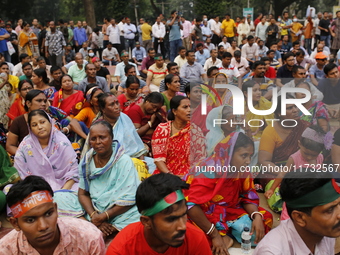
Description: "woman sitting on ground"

(151, 95), (206, 176)
(52, 74), (84, 117)
(14, 109), (79, 191)
(56, 120), (140, 235)
(161, 74), (186, 111)
(117, 76), (144, 113)
(32, 68), (56, 101)
(126, 92), (166, 153)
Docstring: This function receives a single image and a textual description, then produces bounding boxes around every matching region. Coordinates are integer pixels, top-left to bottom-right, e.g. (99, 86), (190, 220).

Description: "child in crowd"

(264, 125), (332, 215)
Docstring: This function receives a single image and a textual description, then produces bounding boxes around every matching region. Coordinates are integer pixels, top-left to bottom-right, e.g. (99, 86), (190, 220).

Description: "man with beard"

(45, 21), (66, 67)
(49, 66), (63, 90)
(91, 57), (111, 87)
(278, 65), (323, 101)
(244, 60), (274, 100)
(106, 173), (211, 255)
(254, 170), (340, 255)
(276, 52), (296, 87)
(19, 63), (33, 81)
(159, 62), (189, 92)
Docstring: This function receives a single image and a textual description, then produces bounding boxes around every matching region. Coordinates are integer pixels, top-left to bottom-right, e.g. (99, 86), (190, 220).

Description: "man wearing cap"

(310, 52), (327, 86)
(0, 175), (105, 254)
(254, 170), (340, 255)
(146, 53), (168, 92)
(0, 19), (10, 62)
(106, 173), (212, 255)
(114, 50), (139, 84)
(92, 56), (111, 87)
(132, 41), (147, 65)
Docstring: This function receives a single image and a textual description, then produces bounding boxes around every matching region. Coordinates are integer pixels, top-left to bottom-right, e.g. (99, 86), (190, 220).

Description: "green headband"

(141, 190), (184, 216)
(285, 179), (340, 209)
(154, 56), (163, 60)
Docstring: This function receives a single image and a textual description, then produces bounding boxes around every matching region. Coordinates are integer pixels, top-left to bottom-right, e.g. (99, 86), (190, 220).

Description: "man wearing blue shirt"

(132, 42), (146, 65)
(0, 20), (10, 62)
(73, 21), (87, 52)
(194, 43), (210, 66)
(167, 10), (183, 62)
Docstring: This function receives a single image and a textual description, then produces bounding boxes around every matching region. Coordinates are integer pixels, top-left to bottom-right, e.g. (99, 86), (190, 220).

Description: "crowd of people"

(0, 9), (339, 255)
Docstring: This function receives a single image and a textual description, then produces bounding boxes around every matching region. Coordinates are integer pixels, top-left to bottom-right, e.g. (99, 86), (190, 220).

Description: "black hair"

(283, 52), (295, 61)
(186, 50), (195, 56)
(234, 50), (241, 57)
(60, 74), (73, 84)
(0, 62), (8, 68)
(18, 79), (33, 92)
(295, 49), (305, 57)
(178, 46), (186, 52)
(136, 173), (189, 214)
(167, 62), (178, 71)
(270, 41), (278, 47)
(155, 53), (163, 59)
(282, 11), (289, 16)
(85, 83), (103, 100)
(22, 62), (32, 70)
(218, 45), (224, 51)
(24, 89), (46, 111)
(324, 63), (338, 76)
(292, 41), (300, 47)
(185, 82), (201, 95)
(253, 60), (266, 70)
(280, 170), (332, 218)
(98, 92), (116, 111)
(300, 125), (326, 152)
(292, 65), (305, 74)
(196, 17), (202, 22)
(261, 57), (270, 62)
(225, 13), (231, 17)
(33, 68), (49, 84)
(125, 75), (140, 88)
(164, 74), (177, 90)
(7, 176), (54, 208)
(21, 21), (29, 28)
(222, 52), (232, 59)
(28, 109), (50, 127)
(144, 92), (164, 104)
(85, 63), (95, 71)
(93, 27), (100, 33)
(168, 95), (187, 121)
(274, 94), (294, 119)
(50, 65), (62, 75)
(124, 64), (135, 74)
(207, 66), (219, 77)
(171, 10), (177, 15)
(241, 79), (257, 93)
(247, 35), (254, 41)
(148, 48), (155, 53)
(19, 53), (29, 62)
(196, 42), (203, 48)
(266, 49), (275, 55)
(234, 132), (254, 152)
(90, 120), (113, 140)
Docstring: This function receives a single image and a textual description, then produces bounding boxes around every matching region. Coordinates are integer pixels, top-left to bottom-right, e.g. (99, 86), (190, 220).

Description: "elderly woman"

(55, 120), (140, 235)
(258, 95), (309, 210)
(18, 21), (39, 57)
(14, 109), (79, 191)
(151, 95), (206, 176)
(52, 74), (84, 117)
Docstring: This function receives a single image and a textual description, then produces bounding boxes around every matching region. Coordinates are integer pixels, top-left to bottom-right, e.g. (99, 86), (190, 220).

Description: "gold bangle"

(90, 211), (97, 218)
(105, 211), (110, 220)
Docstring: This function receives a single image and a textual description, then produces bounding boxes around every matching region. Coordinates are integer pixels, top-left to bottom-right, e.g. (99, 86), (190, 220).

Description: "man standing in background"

(141, 18), (152, 51)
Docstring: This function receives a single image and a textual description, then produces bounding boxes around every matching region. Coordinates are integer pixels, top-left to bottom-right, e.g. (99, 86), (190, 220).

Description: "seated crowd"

(0, 11), (340, 255)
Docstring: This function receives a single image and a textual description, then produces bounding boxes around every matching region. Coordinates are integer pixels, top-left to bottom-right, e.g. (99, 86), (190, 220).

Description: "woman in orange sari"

(18, 21), (39, 57)
(52, 74), (84, 117)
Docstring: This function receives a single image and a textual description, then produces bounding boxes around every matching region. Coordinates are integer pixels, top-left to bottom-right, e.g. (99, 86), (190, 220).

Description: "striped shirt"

(216, 63), (240, 83)
(147, 63), (168, 86)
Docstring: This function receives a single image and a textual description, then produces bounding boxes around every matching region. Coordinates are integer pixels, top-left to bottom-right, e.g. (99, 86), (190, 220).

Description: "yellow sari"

(18, 31), (39, 57)
(245, 97), (274, 140)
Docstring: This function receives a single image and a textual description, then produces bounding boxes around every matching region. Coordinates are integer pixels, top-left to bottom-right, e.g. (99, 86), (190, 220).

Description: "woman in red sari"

(151, 95), (206, 177)
(6, 80), (33, 125)
(185, 132), (272, 255)
(117, 76), (144, 113)
(52, 74), (84, 117)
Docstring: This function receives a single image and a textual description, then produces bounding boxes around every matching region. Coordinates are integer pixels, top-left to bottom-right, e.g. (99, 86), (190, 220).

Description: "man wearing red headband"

(254, 170), (340, 254)
(106, 173), (211, 254)
(0, 175), (105, 254)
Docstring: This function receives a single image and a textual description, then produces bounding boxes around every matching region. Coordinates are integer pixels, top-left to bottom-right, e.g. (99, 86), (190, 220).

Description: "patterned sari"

(52, 90), (84, 117)
(18, 31), (40, 57)
(299, 101), (329, 126)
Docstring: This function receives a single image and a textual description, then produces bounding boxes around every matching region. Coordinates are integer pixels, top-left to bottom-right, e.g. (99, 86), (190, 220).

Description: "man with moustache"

(106, 173), (211, 255)
(0, 176), (105, 254)
(254, 170), (340, 255)
(159, 62), (189, 92)
(45, 21), (66, 67)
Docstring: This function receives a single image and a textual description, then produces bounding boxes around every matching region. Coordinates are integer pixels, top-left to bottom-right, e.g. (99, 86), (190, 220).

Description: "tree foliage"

(194, 0), (227, 18)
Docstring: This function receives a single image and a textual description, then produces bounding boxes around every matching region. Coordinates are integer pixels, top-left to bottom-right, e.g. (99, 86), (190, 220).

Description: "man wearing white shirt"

(314, 12), (323, 48)
(203, 49), (221, 72)
(218, 36), (231, 51)
(231, 50), (250, 78)
(202, 20), (212, 41)
(255, 16), (268, 41)
(174, 46), (187, 69)
(210, 15), (221, 46)
(241, 35), (259, 69)
(216, 52), (242, 88)
(123, 17), (136, 52)
(294, 49), (316, 69)
(152, 17), (166, 58)
(204, 38), (215, 51)
(117, 17), (126, 53)
(246, 14), (255, 36)
(180, 16), (192, 50)
(106, 19), (121, 53)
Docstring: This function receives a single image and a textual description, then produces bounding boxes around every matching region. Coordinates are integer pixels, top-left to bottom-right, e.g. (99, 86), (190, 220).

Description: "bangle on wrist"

(90, 210), (97, 218)
(104, 211), (110, 220)
(148, 121), (152, 128)
(251, 211), (263, 220)
(206, 223), (216, 235)
(64, 127), (70, 134)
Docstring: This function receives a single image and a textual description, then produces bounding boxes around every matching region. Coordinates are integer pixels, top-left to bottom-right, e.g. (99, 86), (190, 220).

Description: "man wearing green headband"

(106, 173), (212, 254)
(254, 170), (340, 255)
